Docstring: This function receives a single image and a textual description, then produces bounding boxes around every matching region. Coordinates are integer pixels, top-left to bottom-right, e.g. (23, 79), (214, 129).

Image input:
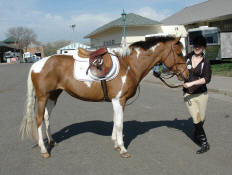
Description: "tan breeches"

(184, 92), (208, 124)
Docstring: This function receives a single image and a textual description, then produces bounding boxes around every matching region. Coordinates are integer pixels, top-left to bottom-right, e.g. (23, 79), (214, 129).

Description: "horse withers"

(20, 36), (188, 158)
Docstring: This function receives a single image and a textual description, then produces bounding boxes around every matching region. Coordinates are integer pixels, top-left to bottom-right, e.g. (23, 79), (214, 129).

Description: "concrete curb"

(144, 73), (232, 97)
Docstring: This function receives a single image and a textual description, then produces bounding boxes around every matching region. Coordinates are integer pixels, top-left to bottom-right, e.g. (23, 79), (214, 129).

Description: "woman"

(183, 35), (212, 154)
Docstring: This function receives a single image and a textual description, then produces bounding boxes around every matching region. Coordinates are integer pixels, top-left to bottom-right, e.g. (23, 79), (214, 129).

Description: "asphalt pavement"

(0, 63), (232, 175)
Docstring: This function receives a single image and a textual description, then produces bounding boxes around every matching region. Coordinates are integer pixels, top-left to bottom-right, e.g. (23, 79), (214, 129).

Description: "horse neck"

(124, 49), (160, 82)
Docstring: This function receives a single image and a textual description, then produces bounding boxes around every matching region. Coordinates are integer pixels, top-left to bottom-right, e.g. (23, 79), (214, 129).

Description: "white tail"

(20, 67), (38, 140)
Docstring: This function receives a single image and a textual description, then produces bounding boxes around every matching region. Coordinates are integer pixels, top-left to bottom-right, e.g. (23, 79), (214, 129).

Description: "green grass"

(211, 59), (232, 77)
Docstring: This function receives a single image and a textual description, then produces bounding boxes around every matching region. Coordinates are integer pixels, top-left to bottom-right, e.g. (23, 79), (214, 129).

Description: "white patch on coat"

(135, 48), (140, 59)
(150, 44), (159, 52)
(84, 81), (92, 88)
(31, 57), (50, 73)
(116, 66), (130, 99)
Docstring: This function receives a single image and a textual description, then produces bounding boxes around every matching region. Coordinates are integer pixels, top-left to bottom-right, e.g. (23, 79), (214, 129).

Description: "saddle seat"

(78, 47), (113, 78)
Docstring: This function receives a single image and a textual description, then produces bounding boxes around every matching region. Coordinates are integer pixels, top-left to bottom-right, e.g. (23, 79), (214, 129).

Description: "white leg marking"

(31, 57), (50, 73)
(112, 98), (127, 154)
(38, 125), (47, 153)
(111, 68), (129, 153)
(112, 112), (118, 148)
(44, 99), (55, 143)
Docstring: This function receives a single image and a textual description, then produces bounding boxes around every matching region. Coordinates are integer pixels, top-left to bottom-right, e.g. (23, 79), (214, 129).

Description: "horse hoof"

(120, 152), (131, 158)
(49, 141), (57, 147)
(114, 147), (121, 152)
(41, 152), (50, 158)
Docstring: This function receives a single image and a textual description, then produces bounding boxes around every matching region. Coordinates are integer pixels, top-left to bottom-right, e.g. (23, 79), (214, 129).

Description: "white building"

(57, 42), (90, 55)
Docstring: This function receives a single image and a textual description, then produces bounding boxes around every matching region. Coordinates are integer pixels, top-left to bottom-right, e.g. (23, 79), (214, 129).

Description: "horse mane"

(130, 36), (176, 51)
(117, 36), (180, 57)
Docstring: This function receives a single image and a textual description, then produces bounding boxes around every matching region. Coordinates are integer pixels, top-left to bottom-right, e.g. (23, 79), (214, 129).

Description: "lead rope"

(157, 75), (183, 88)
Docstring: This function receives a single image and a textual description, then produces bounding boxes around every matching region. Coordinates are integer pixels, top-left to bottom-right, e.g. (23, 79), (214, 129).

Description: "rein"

(156, 74), (183, 88)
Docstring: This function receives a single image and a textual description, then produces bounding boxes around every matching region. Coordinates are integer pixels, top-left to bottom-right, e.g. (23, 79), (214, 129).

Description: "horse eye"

(177, 53), (183, 56)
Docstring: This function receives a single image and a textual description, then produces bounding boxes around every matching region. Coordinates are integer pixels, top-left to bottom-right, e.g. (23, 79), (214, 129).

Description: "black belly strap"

(100, 80), (111, 102)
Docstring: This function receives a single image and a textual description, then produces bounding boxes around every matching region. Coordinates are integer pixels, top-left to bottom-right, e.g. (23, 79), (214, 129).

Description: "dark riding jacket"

(183, 51), (212, 94)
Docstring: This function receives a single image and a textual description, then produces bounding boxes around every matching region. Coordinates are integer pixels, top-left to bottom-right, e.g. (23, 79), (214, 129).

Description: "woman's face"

(193, 45), (205, 55)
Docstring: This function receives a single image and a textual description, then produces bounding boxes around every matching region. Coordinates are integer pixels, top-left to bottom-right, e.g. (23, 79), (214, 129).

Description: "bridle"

(157, 44), (188, 88)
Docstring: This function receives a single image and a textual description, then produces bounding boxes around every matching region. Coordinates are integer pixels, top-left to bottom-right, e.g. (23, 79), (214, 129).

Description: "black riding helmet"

(193, 35), (207, 48)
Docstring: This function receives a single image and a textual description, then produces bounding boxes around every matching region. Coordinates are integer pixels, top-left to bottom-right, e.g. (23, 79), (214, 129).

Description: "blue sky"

(0, 0), (206, 44)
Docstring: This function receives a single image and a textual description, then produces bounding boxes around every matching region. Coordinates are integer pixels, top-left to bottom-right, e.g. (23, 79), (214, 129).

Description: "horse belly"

(64, 81), (105, 101)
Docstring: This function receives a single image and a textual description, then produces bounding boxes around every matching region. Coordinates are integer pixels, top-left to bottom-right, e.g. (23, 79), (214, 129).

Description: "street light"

(121, 9), (127, 46)
(70, 24), (76, 48)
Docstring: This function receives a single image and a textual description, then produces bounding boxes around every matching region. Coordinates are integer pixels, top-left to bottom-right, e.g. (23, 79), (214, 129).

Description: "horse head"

(160, 37), (189, 81)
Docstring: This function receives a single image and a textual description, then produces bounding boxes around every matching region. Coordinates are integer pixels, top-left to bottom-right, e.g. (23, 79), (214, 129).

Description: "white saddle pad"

(73, 54), (120, 82)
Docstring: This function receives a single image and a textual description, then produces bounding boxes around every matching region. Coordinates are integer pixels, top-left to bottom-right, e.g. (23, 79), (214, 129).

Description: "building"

(0, 37), (20, 63)
(84, 13), (162, 49)
(162, 0), (232, 58)
(162, 0), (232, 31)
(57, 42), (90, 55)
(23, 46), (44, 58)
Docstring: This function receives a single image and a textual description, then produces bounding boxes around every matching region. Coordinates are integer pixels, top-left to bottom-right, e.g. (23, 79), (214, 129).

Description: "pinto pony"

(20, 36), (189, 158)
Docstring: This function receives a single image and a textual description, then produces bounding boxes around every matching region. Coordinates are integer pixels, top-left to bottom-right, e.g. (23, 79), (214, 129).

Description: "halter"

(157, 44), (188, 88)
(163, 44), (187, 77)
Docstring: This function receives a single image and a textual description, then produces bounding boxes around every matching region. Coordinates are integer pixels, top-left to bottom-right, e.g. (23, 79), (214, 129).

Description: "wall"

(221, 32), (232, 58)
(90, 25), (162, 48)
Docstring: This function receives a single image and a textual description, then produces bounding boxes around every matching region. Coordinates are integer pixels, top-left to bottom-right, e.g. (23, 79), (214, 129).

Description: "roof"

(3, 36), (17, 43)
(84, 13), (161, 38)
(162, 0), (232, 25)
(0, 41), (17, 49)
(58, 42), (90, 50)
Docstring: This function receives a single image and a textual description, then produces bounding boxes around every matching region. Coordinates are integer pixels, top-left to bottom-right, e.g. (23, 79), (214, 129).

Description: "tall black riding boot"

(193, 121), (205, 145)
(194, 122), (210, 154)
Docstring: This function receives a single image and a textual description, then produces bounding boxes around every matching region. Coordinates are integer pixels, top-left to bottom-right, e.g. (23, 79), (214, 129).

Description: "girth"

(100, 80), (111, 102)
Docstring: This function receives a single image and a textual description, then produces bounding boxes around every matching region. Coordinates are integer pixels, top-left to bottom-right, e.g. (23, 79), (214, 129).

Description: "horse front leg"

(112, 98), (131, 158)
(112, 112), (120, 151)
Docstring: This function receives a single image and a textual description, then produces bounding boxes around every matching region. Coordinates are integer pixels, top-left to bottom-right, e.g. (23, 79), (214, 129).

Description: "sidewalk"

(144, 71), (232, 97)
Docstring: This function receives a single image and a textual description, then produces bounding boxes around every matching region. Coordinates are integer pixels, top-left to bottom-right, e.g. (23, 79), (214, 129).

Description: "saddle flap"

(89, 52), (113, 78)
(78, 47), (108, 59)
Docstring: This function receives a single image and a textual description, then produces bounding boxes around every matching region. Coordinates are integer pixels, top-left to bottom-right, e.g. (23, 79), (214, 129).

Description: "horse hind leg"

(36, 95), (50, 158)
(44, 90), (62, 147)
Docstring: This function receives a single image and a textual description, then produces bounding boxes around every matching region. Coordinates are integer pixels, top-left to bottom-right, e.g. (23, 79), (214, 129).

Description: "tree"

(43, 40), (71, 56)
(6, 26), (38, 52)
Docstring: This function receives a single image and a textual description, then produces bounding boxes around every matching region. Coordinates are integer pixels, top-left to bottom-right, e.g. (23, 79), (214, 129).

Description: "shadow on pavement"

(52, 118), (194, 149)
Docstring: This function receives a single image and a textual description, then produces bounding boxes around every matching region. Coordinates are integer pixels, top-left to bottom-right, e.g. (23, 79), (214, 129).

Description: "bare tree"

(43, 40), (71, 56)
(6, 26), (38, 51)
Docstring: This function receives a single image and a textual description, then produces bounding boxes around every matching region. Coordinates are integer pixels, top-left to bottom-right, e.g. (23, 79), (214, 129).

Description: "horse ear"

(174, 37), (181, 44)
